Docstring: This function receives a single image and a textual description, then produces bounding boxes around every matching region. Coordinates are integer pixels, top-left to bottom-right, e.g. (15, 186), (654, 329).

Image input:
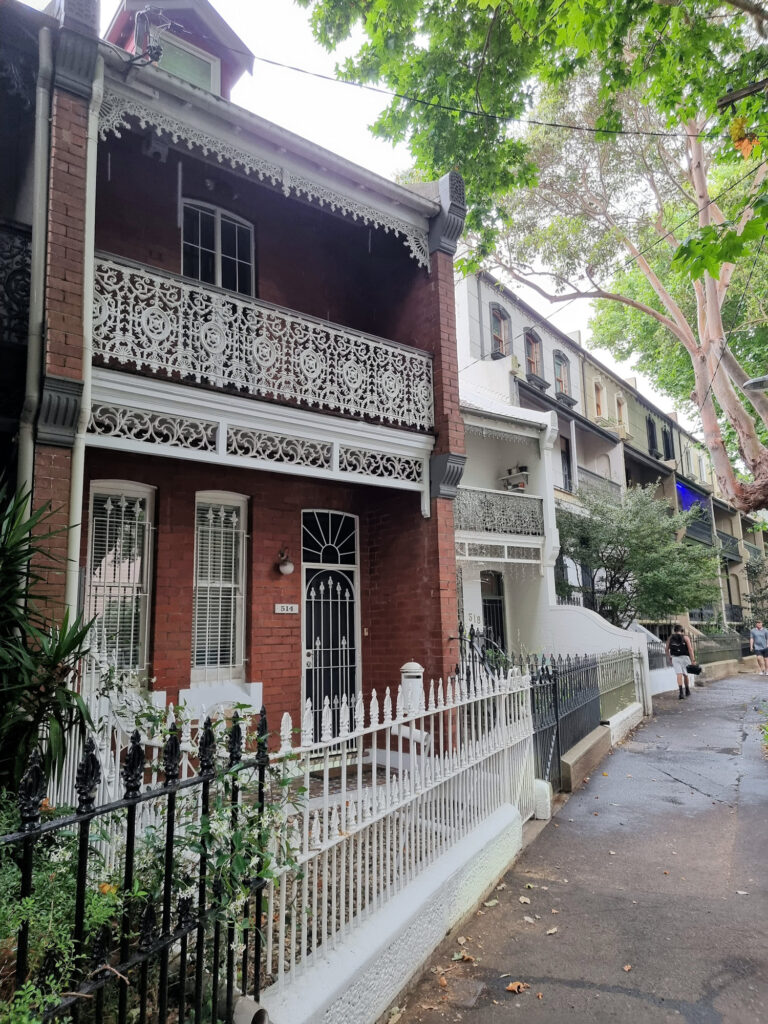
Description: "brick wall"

(83, 449), (459, 723)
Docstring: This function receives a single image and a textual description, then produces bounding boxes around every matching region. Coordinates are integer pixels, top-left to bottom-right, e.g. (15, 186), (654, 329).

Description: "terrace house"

(0, 0), (467, 728)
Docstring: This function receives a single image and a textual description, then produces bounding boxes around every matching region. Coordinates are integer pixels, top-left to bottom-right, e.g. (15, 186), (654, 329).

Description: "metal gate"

(302, 510), (359, 739)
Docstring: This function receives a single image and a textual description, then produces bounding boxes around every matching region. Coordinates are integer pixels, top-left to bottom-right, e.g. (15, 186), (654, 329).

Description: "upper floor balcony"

(745, 540), (762, 561)
(93, 255), (434, 433)
(576, 465), (622, 500)
(716, 530), (741, 562)
(454, 486), (544, 537)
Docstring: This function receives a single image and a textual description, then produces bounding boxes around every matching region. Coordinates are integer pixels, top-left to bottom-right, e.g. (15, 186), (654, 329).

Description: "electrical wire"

(249, 53), (760, 142)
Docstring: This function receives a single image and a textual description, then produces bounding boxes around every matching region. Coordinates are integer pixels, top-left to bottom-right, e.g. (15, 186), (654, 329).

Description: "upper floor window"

(182, 201), (254, 296)
(594, 382), (604, 418)
(646, 415), (659, 455)
(662, 426), (674, 461)
(192, 492), (247, 682)
(553, 351), (570, 395)
(524, 329), (542, 377)
(616, 396), (626, 427)
(698, 453), (707, 480)
(86, 481), (155, 672)
(157, 31), (222, 94)
(490, 305), (510, 357)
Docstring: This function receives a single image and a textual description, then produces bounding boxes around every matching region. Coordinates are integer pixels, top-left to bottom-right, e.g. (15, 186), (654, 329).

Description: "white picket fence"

(262, 664), (534, 990)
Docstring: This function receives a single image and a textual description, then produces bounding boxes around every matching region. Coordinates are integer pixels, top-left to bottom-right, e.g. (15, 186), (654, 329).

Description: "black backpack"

(669, 633), (687, 656)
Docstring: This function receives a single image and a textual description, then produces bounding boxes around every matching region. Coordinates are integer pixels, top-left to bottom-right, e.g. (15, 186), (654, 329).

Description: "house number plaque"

(274, 603), (299, 614)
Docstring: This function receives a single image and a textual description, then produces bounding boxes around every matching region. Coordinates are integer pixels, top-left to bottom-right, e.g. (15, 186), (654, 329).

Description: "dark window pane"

(183, 243), (199, 280)
(200, 249), (216, 284)
(237, 225), (251, 260)
(221, 218), (237, 258)
(221, 256), (237, 292)
(200, 210), (215, 251)
(237, 262), (251, 296)
(183, 205), (198, 244)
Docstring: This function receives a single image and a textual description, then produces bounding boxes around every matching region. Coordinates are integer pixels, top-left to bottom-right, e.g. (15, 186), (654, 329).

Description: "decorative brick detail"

(32, 446), (73, 618)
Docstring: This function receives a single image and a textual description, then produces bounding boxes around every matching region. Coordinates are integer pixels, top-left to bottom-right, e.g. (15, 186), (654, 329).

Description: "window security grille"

(192, 501), (245, 677)
(87, 491), (152, 670)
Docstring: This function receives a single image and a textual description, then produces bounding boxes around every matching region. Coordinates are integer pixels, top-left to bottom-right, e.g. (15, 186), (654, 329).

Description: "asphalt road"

(387, 676), (768, 1024)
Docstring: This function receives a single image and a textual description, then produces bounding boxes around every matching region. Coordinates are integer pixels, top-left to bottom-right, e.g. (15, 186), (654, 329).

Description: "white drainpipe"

(17, 27), (53, 497)
(64, 56), (104, 616)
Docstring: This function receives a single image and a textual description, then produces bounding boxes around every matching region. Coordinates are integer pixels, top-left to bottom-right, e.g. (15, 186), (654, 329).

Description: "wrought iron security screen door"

(302, 510), (359, 739)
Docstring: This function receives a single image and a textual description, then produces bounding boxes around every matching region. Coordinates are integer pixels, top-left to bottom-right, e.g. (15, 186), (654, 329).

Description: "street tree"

(556, 485), (721, 628)
(301, 0), (768, 509)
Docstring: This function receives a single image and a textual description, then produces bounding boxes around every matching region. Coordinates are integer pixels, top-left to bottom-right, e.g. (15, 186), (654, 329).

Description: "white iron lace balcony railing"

(576, 465), (622, 499)
(92, 255), (434, 431)
(454, 486), (544, 536)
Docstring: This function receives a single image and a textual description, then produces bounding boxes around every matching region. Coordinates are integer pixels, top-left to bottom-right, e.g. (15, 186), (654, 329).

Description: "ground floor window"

(86, 481), (154, 672)
(192, 492), (247, 683)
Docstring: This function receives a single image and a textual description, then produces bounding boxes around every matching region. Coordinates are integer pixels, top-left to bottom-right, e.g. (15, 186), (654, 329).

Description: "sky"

(27, 0), (696, 432)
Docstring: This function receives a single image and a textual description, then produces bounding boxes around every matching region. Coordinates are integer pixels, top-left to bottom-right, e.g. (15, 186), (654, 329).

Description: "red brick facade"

(83, 450), (459, 722)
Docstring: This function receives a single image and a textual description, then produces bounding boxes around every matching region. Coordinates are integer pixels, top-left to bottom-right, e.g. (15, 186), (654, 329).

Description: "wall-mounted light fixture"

(276, 548), (294, 575)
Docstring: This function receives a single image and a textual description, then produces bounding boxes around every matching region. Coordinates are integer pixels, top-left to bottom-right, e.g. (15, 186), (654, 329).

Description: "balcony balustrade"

(689, 605), (716, 623)
(686, 518), (713, 544)
(745, 541), (762, 561)
(93, 255), (434, 431)
(717, 530), (741, 561)
(454, 486), (544, 537)
(576, 465), (622, 499)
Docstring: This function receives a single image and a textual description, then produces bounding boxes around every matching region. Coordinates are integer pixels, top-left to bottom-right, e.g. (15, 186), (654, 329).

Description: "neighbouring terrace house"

(453, 272), (647, 680)
(0, 0), (468, 732)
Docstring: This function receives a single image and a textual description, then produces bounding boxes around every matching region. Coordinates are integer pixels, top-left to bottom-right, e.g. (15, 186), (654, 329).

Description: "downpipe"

(17, 26), (53, 497)
(64, 56), (104, 616)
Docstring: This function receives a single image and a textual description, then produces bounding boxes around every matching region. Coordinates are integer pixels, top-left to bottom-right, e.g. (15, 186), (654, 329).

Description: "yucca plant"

(0, 483), (92, 789)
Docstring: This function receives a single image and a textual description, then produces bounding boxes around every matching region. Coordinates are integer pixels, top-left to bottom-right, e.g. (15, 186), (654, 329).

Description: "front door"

(481, 570), (506, 651)
(302, 510), (359, 738)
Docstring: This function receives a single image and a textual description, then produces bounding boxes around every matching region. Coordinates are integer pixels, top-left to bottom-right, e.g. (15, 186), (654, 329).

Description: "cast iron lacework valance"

(98, 87), (430, 268)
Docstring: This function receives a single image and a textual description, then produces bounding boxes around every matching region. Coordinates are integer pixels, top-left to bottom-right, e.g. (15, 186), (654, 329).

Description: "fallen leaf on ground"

(623, 965), (632, 972)
(609, 850), (616, 855)
(496, 883), (507, 890)
(551, 909), (559, 914)
(484, 899), (499, 907)
(506, 982), (530, 993)
(736, 890), (749, 895)
(519, 896), (531, 904)
(537, 993), (543, 999)
(525, 883), (535, 889)
(452, 951), (476, 962)
(457, 936), (467, 945)
(602, 772), (608, 776)
(594, 812), (599, 816)
(439, 976), (448, 988)
(546, 927), (558, 935)
(523, 915), (536, 924)
(388, 1008), (404, 1023)
(663, 871), (669, 875)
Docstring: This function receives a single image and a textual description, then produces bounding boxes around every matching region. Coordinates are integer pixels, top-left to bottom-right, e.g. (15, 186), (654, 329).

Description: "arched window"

(490, 305), (510, 358)
(616, 396), (626, 427)
(553, 350), (570, 395)
(524, 329), (542, 377)
(182, 200), (254, 296)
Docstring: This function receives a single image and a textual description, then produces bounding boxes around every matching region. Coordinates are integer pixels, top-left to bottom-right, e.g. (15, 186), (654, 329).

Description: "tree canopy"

(301, 0), (768, 510)
(556, 484), (721, 627)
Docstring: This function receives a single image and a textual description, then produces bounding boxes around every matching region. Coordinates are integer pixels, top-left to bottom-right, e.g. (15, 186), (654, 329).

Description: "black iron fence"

(1, 711), (271, 1023)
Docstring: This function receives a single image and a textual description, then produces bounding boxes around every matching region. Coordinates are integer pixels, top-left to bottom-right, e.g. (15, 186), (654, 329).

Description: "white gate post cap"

(400, 661), (424, 677)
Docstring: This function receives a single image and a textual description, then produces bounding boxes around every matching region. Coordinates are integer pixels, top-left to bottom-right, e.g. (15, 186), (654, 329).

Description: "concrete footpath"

(387, 677), (768, 1024)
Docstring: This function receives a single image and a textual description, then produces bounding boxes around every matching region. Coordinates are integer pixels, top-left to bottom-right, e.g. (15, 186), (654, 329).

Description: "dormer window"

(158, 31), (222, 94)
(553, 351), (570, 395)
(524, 330), (542, 377)
(182, 201), (254, 296)
(490, 305), (510, 358)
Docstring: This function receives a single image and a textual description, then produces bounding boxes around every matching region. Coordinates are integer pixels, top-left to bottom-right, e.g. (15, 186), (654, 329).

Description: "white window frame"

(157, 29), (222, 94)
(181, 200), (255, 296)
(490, 304), (510, 357)
(85, 480), (156, 673)
(191, 490), (248, 686)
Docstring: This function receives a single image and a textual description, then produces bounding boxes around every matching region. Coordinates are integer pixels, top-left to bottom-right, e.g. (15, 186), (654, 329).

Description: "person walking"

(666, 624), (694, 699)
(749, 620), (768, 675)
